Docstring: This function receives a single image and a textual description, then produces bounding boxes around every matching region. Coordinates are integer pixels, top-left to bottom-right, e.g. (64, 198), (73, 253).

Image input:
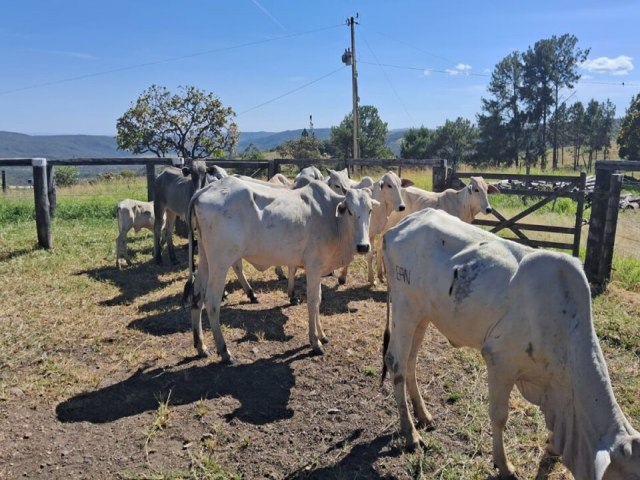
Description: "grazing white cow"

(115, 199), (164, 269)
(375, 176), (498, 282)
(338, 171), (414, 286)
(325, 167), (374, 195)
(381, 208), (640, 480)
(183, 176), (379, 361)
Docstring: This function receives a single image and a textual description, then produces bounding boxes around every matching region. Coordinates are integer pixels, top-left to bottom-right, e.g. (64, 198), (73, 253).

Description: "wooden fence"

(2, 156), (637, 293)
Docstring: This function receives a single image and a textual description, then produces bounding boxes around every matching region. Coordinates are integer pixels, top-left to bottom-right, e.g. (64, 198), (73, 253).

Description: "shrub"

(55, 166), (80, 187)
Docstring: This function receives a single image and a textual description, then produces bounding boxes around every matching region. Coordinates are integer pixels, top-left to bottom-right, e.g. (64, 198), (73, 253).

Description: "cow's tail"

(182, 192), (200, 309)
(381, 288), (391, 386)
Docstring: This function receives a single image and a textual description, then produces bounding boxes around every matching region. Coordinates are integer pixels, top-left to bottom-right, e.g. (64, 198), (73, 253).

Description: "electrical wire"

(360, 31), (417, 127)
(236, 66), (347, 116)
(0, 23), (343, 96)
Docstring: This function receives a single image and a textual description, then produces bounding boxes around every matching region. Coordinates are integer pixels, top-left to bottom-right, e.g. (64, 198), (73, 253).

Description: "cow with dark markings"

(381, 208), (640, 480)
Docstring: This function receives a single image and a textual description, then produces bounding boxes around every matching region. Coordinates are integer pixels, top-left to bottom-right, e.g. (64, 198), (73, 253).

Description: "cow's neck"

(452, 188), (476, 223)
(332, 214), (357, 268)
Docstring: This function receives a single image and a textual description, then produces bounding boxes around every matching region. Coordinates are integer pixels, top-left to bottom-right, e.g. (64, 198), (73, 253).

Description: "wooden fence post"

(571, 171), (587, 257)
(47, 163), (57, 217)
(584, 168), (623, 292)
(146, 164), (156, 201)
(432, 159), (448, 192)
(1, 170), (6, 192)
(32, 158), (52, 249)
(268, 160), (276, 179)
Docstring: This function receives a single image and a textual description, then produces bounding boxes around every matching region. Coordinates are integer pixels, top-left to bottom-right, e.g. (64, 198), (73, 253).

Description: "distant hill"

(0, 129), (407, 184)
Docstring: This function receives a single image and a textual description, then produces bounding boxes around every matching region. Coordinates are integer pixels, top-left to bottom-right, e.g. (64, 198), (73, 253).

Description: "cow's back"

(384, 209), (530, 348)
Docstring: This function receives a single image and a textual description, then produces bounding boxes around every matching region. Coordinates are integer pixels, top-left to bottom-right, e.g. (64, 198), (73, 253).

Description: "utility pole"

(342, 15), (360, 161)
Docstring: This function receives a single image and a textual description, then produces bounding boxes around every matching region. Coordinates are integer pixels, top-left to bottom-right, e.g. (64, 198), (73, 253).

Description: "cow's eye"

(348, 209), (353, 216)
(386, 183), (392, 188)
(474, 188), (480, 193)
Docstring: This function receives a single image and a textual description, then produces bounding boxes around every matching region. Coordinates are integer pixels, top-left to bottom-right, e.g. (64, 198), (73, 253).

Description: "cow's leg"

(406, 317), (433, 428)
(165, 212), (179, 265)
(287, 266), (299, 305)
(338, 263), (349, 286)
(485, 364), (517, 478)
(274, 265), (286, 281)
(376, 237), (386, 283)
(153, 206), (167, 264)
(203, 267), (235, 364)
(115, 231), (128, 269)
(230, 260), (258, 303)
(385, 299), (422, 451)
(305, 274), (325, 353)
(366, 250), (376, 286)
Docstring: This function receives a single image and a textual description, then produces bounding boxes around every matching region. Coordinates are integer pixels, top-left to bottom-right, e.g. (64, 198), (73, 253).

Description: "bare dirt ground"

(1, 234), (637, 480)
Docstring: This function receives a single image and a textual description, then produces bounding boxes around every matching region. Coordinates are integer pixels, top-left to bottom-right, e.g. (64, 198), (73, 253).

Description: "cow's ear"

(336, 201), (347, 217)
(371, 198), (381, 207)
(594, 449), (611, 480)
(182, 167), (191, 177)
(488, 184), (500, 194)
(401, 178), (414, 188)
(362, 187), (373, 196)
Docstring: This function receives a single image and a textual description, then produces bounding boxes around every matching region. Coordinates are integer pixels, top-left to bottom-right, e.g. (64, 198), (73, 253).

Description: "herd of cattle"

(113, 162), (640, 480)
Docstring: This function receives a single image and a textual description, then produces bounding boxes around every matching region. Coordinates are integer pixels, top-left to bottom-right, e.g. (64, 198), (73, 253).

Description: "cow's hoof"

(220, 355), (237, 365)
(416, 419), (435, 431)
(289, 297), (300, 306)
(197, 349), (212, 358)
(338, 277), (346, 286)
(311, 345), (325, 355)
(320, 336), (330, 345)
(248, 292), (259, 304)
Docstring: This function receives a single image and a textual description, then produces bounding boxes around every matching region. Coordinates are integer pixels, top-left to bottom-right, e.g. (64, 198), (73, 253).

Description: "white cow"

(325, 167), (374, 195)
(382, 208), (640, 480)
(183, 176), (379, 361)
(292, 166), (324, 189)
(115, 199), (164, 269)
(375, 176), (498, 282)
(337, 171), (414, 286)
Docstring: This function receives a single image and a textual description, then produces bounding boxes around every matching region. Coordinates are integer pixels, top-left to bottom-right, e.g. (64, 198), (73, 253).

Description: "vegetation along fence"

(1, 156), (636, 292)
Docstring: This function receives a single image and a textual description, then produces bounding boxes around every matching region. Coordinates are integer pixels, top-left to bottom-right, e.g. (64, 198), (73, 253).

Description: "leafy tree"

(277, 129), (323, 159)
(400, 126), (437, 159)
(55, 166), (80, 187)
(116, 85), (238, 160)
(330, 105), (394, 159)
(568, 101), (586, 169)
(549, 34), (589, 169)
(617, 93), (640, 160)
(478, 52), (525, 167)
(435, 118), (478, 167)
(239, 144), (265, 160)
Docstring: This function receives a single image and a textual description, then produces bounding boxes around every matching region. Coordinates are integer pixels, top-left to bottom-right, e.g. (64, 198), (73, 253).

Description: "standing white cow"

(325, 168), (374, 195)
(337, 171), (414, 286)
(382, 208), (640, 480)
(292, 166), (324, 189)
(375, 176), (498, 283)
(115, 199), (164, 269)
(183, 176), (379, 362)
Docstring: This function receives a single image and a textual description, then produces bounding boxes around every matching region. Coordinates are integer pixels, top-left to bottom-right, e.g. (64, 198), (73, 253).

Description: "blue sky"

(1, 0), (638, 136)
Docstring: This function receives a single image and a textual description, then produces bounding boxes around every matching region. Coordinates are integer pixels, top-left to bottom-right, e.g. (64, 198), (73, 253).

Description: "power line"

(360, 32), (417, 127)
(0, 23), (343, 96)
(236, 66), (346, 116)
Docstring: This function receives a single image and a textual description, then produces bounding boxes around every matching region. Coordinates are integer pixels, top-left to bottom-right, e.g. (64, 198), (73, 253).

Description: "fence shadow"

(56, 346), (311, 425)
(0, 246), (38, 263)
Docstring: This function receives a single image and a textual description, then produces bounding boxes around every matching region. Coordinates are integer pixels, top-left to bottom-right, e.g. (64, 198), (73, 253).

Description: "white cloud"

(446, 63), (472, 76)
(581, 55), (633, 76)
(423, 69), (432, 77)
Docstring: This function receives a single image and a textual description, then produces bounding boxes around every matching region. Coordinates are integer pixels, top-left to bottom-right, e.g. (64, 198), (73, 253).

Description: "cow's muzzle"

(398, 205), (406, 212)
(356, 244), (370, 254)
(485, 207), (493, 214)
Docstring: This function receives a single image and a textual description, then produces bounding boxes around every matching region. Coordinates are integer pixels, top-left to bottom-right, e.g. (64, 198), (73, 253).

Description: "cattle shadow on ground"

(283, 432), (400, 480)
(56, 346), (311, 425)
(319, 284), (387, 316)
(76, 249), (189, 307)
(128, 303), (292, 345)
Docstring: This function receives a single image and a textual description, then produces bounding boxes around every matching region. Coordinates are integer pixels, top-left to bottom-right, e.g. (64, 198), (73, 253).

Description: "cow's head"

(467, 176), (499, 216)
(336, 188), (380, 254)
(595, 433), (640, 480)
(375, 171), (414, 213)
(326, 168), (352, 195)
